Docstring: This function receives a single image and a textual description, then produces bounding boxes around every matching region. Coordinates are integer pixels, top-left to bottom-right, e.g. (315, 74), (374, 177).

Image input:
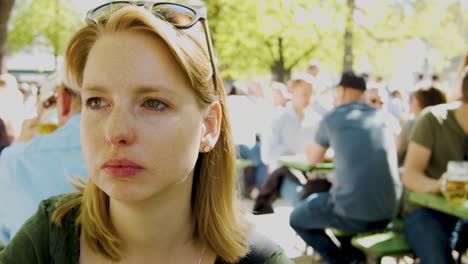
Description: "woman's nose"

(104, 106), (136, 146)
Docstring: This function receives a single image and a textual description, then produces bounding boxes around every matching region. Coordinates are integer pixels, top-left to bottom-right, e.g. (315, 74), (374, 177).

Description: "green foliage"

(8, 0), (82, 57)
(206, 0), (343, 81)
(355, 0), (466, 76)
(205, 0), (466, 80)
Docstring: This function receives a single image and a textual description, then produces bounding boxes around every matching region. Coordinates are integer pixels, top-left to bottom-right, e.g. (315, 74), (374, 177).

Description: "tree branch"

(286, 19), (323, 69)
(264, 39), (276, 61)
(358, 24), (412, 42)
(287, 44), (319, 69)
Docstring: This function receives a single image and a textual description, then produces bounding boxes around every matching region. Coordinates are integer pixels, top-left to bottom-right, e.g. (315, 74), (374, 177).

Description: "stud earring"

(203, 146), (211, 152)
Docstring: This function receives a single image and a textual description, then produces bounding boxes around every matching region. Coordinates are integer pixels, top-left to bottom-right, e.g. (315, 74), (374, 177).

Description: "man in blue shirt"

(0, 73), (86, 244)
(290, 72), (402, 264)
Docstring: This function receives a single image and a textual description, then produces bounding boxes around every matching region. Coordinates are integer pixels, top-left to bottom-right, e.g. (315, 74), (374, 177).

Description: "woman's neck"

(109, 175), (197, 260)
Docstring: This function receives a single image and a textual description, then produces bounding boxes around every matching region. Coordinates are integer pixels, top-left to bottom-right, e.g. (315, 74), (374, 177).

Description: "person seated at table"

(401, 69), (468, 264)
(397, 86), (446, 166)
(271, 81), (289, 108)
(0, 74), (25, 143)
(364, 86), (387, 109)
(290, 71), (402, 264)
(365, 87), (402, 137)
(387, 89), (407, 123)
(0, 3), (292, 263)
(252, 73), (325, 214)
(0, 72), (85, 245)
(226, 81), (269, 199)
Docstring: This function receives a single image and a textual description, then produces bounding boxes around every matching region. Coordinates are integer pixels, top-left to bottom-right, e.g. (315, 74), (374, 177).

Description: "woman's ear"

(200, 101), (222, 152)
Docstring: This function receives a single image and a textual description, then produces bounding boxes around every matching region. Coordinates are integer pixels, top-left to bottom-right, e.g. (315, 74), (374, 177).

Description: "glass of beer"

(37, 123), (59, 134)
(441, 161), (468, 204)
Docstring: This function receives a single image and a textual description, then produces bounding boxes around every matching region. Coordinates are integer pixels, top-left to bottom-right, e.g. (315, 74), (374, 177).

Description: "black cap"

(338, 71), (366, 91)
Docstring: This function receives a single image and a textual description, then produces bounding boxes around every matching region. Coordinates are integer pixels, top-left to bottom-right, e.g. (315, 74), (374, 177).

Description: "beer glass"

(36, 101), (59, 135)
(441, 161), (468, 204)
(37, 123), (58, 134)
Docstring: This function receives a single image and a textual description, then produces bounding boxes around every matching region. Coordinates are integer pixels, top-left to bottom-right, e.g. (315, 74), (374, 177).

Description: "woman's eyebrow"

(82, 84), (179, 98)
(82, 85), (107, 92)
(134, 84), (174, 94)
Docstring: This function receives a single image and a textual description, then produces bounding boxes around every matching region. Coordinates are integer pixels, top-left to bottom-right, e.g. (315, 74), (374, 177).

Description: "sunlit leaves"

(206, 0), (342, 80)
(8, 0), (82, 57)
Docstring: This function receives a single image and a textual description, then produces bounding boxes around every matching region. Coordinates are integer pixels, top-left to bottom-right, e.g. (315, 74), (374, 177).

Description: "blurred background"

(0, 1), (466, 263)
(1, 0), (466, 91)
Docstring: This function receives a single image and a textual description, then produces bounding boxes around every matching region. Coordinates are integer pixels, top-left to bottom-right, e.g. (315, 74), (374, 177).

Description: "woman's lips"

(102, 159), (144, 177)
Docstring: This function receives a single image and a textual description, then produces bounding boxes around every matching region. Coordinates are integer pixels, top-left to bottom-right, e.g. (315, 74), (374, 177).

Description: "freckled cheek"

(146, 124), (200, 163)
(80, 118), (104, 173)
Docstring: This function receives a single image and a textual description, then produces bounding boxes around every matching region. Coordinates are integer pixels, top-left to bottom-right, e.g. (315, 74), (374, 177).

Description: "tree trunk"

(343, 0), (354, 72)
(271, 60), (291, 83)
(270, 37), (291, 83)
(0, 0), (15, 74)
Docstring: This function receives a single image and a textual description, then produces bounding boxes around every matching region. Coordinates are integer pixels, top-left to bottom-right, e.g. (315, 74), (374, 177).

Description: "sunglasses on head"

(370, 98), (383, 105)
(86, 1), (218, 91)
(42, 95), (57, 109)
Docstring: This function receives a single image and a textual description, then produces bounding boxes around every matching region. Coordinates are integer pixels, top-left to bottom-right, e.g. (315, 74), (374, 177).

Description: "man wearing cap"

(290, 71), (402, 264)
(0, 73), (86, 244)
(252, 73), (325, 213)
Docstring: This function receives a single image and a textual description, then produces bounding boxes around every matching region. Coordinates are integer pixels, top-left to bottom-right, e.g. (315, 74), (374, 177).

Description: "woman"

(397, 87), (447, 165)
(0, 2), (291, 263)
(402, 69), (468, 263)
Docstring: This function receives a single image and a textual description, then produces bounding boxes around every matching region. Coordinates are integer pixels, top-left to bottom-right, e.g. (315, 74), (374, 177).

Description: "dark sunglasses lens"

(465, 136), (468, 161)
(90, 3), (129, 23)
(43, 96), (57, 109)
(152, 4), (196, 26)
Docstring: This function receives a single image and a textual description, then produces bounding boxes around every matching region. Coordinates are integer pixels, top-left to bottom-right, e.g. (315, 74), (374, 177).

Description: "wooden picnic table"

(408, 191), (468, 219)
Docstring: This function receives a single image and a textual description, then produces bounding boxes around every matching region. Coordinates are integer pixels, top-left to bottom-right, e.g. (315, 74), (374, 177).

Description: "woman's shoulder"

(218, 231), (293, 264)
(40, 193), (82, 226)
(10, 193), (78, 239)
(0, 194), (81, 263)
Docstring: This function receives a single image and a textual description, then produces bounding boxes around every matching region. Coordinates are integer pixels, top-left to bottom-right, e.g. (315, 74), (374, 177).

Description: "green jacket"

(0, 195), (292, 264)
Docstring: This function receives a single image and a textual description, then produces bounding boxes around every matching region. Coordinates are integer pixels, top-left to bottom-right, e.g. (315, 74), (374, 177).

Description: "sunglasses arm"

(200, 19), (218, 92)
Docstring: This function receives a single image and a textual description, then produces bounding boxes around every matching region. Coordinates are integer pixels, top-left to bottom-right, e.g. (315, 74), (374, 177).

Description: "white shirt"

(0, 86), (25, 137)
(227, 95), (272, 148)
(262, 103), (323, 171)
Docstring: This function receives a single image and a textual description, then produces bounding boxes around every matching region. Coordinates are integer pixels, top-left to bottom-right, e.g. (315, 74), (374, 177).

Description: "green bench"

(351, 231), (413, 263)
(326, 219), (413, 264)
(350, 219), (413, 263)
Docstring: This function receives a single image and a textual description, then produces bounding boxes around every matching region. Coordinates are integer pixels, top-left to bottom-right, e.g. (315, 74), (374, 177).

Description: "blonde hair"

(53, 6), (249, 262)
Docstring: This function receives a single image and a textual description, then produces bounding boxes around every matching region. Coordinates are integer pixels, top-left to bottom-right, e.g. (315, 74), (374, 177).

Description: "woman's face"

(81, 31), (207, 201)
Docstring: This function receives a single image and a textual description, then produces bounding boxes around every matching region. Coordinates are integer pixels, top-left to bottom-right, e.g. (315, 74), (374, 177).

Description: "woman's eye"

(85, 98), (108, 109)
(143, 99), (167, 111)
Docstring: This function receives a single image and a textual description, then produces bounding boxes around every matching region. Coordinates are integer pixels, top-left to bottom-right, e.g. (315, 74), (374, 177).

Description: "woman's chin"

(104, 185), (159, 203)
(108, 191), (155, 203)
